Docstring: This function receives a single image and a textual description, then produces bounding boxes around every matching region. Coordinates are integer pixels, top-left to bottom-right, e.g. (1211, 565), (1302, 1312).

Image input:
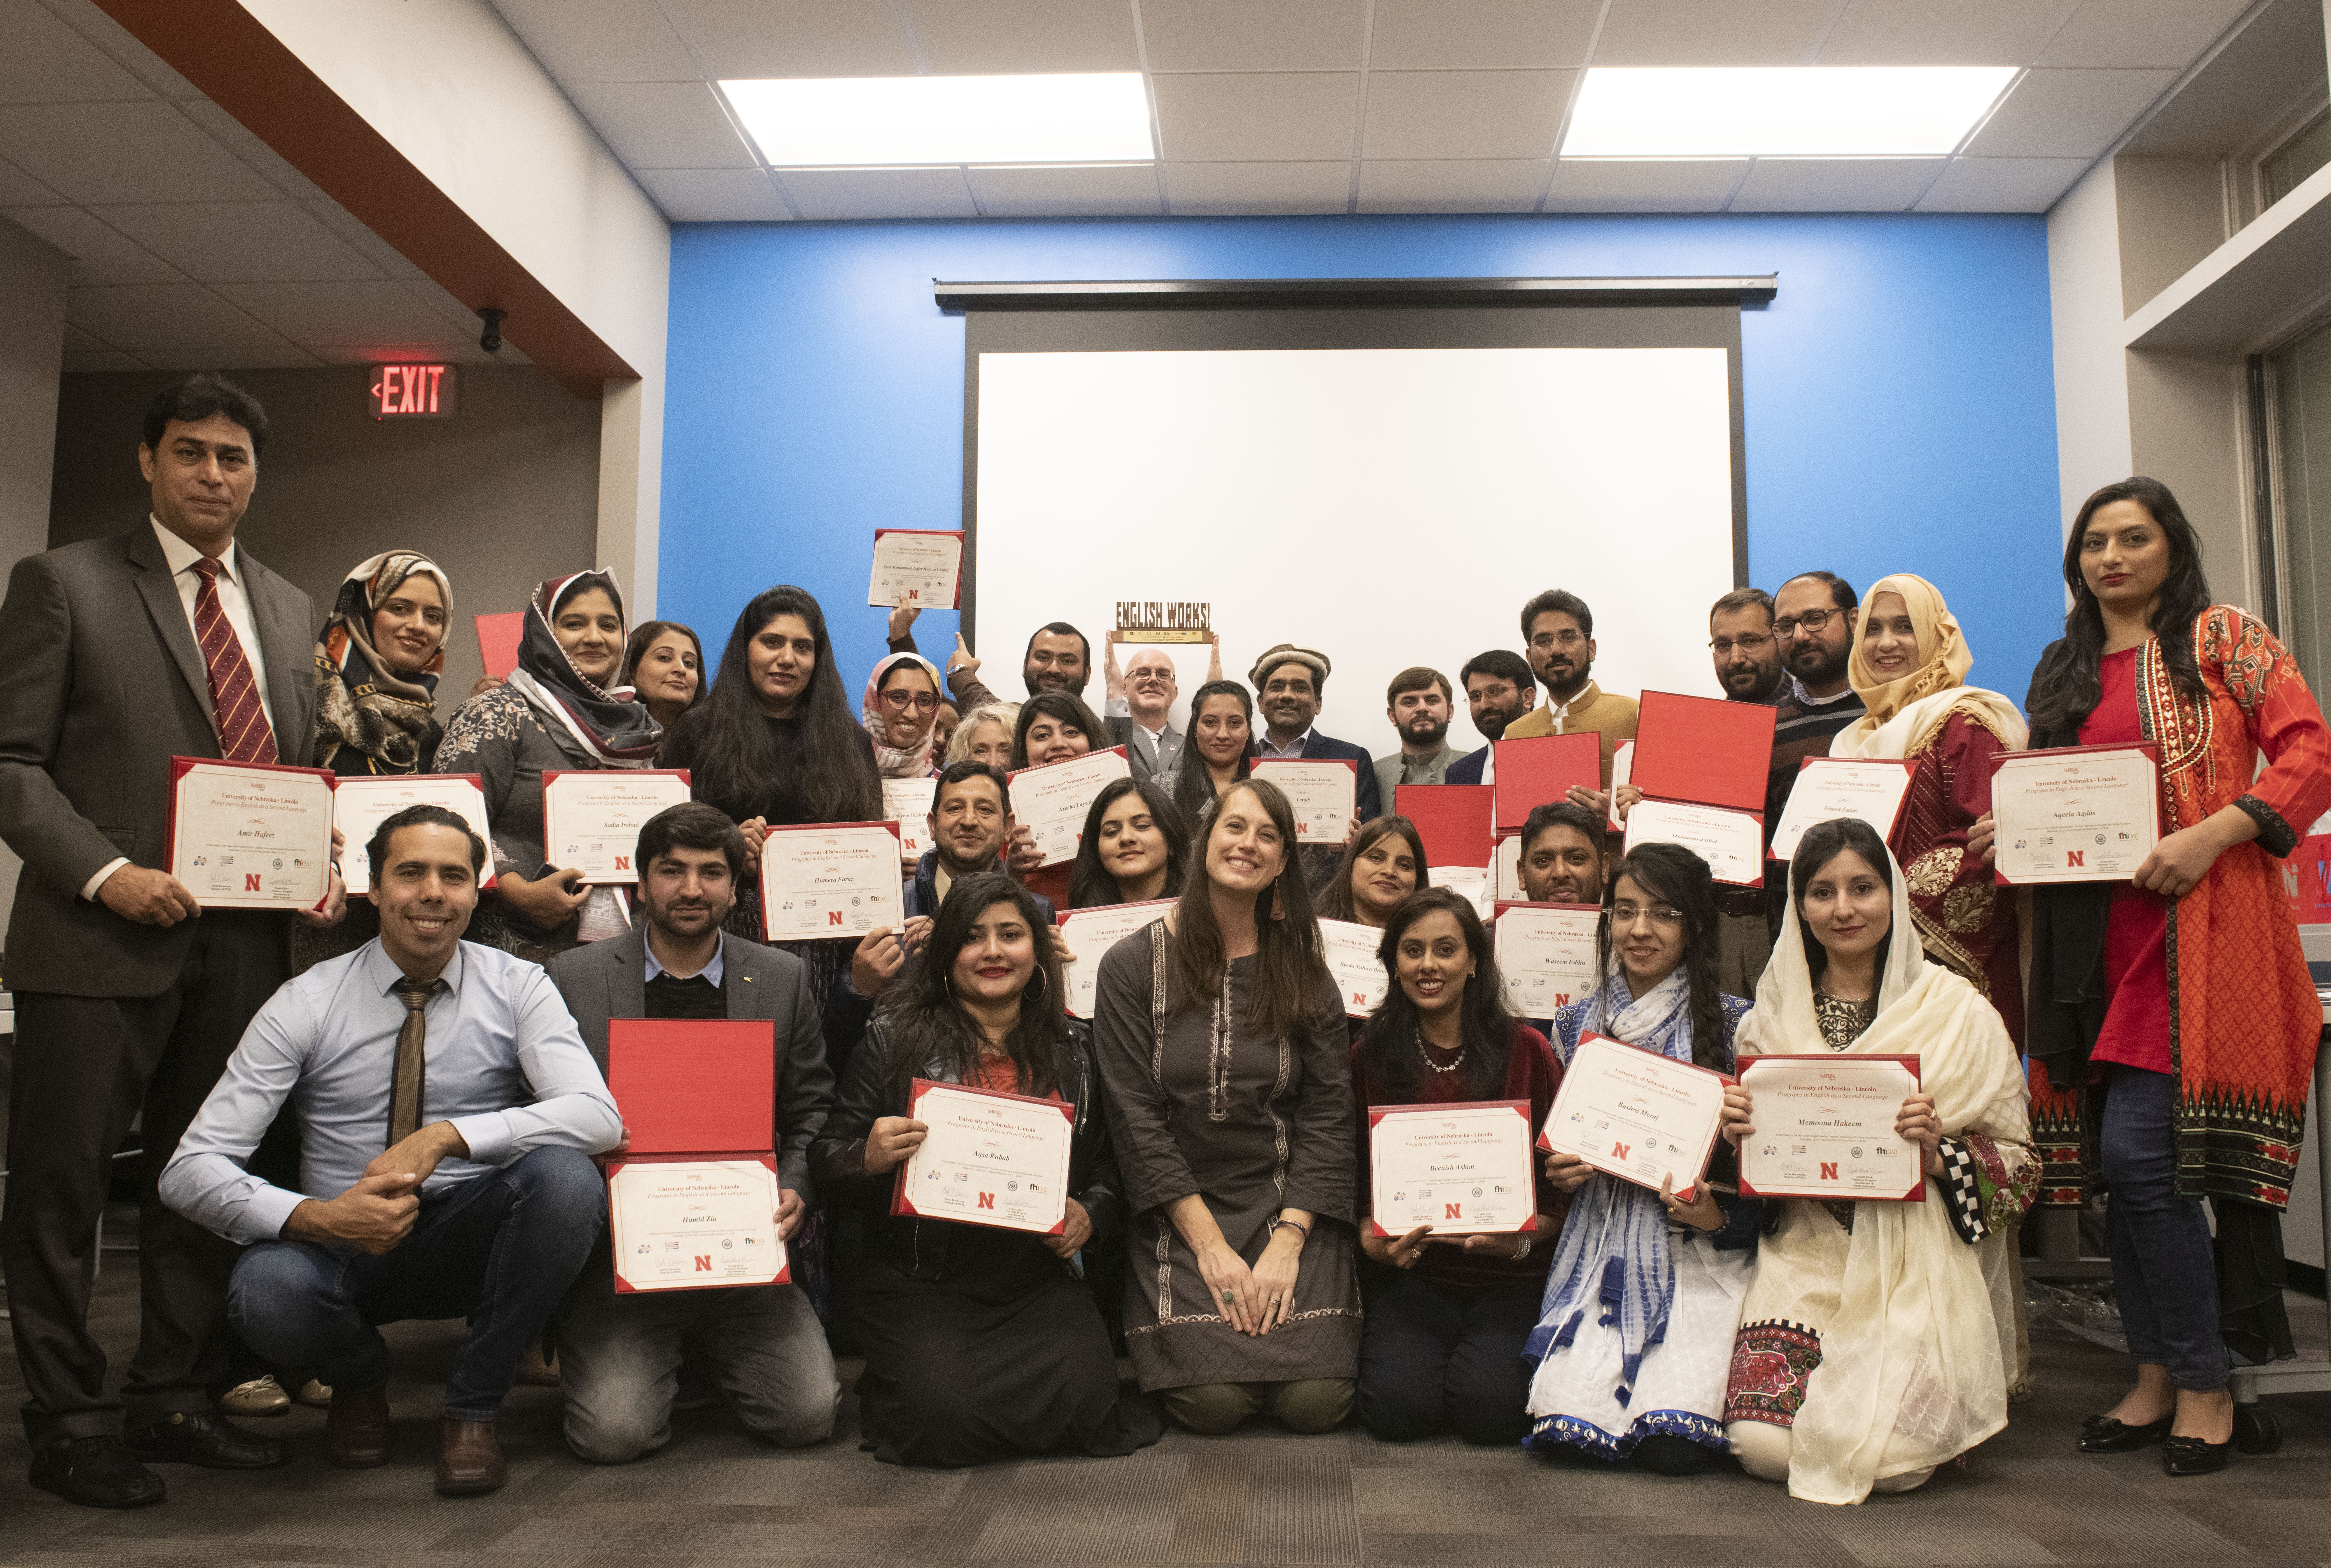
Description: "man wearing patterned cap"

(1247, 643), (1382, 825)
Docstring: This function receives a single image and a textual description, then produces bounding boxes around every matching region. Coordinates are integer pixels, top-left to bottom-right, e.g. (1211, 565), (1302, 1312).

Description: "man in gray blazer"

(544, 804), (838, 1462)
(0, 374), (336, 1508)
(1100, 630), (1223, 780)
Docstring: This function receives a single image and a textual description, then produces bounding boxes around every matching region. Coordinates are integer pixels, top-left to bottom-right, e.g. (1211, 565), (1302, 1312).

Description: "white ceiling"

(0, 0), (530, 375)
(492, 0), (2256, 222)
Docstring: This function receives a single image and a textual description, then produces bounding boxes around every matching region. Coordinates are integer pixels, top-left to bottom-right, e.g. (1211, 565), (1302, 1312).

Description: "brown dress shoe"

(435, 1417), (506, 1497)
(324, 1382), (393, 1469)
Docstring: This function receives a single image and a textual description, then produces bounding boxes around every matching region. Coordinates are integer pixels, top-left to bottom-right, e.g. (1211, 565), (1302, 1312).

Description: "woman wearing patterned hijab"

(310, 550), (454, 775)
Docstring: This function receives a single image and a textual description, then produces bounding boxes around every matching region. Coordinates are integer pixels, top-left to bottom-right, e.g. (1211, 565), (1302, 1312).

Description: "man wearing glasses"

(1707, 588), (1785, 992)
(1764, 571), (1869, 927)
(1495, 589), (1639, 792)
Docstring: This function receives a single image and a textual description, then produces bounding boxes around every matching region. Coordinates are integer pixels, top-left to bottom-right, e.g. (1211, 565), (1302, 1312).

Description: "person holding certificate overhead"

(2001, 478), (2331, 1477)
(860, 651), (945, 779)
(436, 570), (662, 963)
(1521, 843), (1755, 1475)
(812, 874), (1161, 1467)
(1722, 819), (2036, 1503)
(1068, 778), (1191, 908)
(1162, 679), (1256, 828)
(1350, 889), (1564, 1446)
(1092, 779), (1361, 1436)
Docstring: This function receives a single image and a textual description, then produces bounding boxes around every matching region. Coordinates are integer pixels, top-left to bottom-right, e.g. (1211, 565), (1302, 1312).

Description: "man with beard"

(1709, 587), (1785, 705)
(1446, 650), (1535, 785)
(1766, 571), (1866, 814)
(938, 621), (1091, 712)
(1247, 644), (1383, 823)
(543, 803), (838, 1465)
(1372, 666), (1469, 802)
(1516, 801), (1606, 907)
(1495, 589), (1639, 792)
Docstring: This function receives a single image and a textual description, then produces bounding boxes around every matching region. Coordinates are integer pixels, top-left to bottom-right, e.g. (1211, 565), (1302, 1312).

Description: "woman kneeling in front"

(1722, 818), (2036, 1503)
(813, 873), (1162, 1467)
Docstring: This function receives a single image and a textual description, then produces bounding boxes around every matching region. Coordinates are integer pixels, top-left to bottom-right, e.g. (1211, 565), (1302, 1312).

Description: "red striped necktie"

(189, 556), (278, 765)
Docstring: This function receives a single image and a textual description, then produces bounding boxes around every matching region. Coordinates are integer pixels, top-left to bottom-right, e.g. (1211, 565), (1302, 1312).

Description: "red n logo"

(1611, 1141), (1630, 1160)
(2067, 850), (2085, 867)
(978, 1192), (995, 1210)
(1820, 1162), (1839, 1180)
(693, 1255), (712, 1272)
(1444, 1202), (1462, 1219)
(615, 854), (629, 872)
(244, 873), (262, 891)
(828, 910), (845, 926)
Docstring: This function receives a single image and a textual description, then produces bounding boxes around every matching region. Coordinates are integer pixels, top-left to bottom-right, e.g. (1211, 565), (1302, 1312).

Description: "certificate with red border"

(334, 773), (495, 896)
(892, 1078), (1073, 1235)
(1768, 757), (1917, 862)
(1252, 757), (1357, 844)
(1990, 743), (2161, 886)
(867, 528), (964, 609)
(1008, 746), (1131, 868)
(758, 820), (903, 940)
(1737, 1054), (1925, 1202)
(166, 756), (336, 911)
(1368, 1100), (1536, 1236)
(540, 769), (691, 883)
(1537, 1032), (1730, 1199)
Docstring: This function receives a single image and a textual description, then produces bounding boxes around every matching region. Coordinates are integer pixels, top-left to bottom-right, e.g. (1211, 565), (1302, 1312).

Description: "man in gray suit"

(544, 803), (838, 1462)
(0, 373), (339, 1508)
(1100, 629), (1223, 780)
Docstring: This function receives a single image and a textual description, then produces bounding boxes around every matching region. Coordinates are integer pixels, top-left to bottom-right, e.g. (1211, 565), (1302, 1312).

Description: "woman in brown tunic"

(1093, 778), (1361, 1435)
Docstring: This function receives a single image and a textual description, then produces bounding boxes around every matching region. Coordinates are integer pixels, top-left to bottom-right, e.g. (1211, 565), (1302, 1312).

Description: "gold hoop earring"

(1026, 968), (1049, 1004)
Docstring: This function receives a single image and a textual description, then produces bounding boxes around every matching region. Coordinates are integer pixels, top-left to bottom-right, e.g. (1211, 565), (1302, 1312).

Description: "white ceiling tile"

(903, 0), (1142, 74)
(1152, 73), (1360, 162)
(61, 321), (105, 350)
(1357, 159), (1549, 212)
(39, 0), (203, 97)
(1915, 155), (2091, 210)
(1162, 160), (1350, 214)
(631, 166), (792, 220)
(490, 0), (701, 81)
(1591, 0), (1839, 66)
(1368, 0), (1599, 69)
(2038, 0), (2254, 69)
(136, 345), (326, 371)
(302, 200), (427, 281)
(2, 205), (181, 284)
(1141, 0), (1366, 71)
(62, 349), (146, 372)
(175, 101), (329, 201)
(966, 162), (1160, 216)
(0, 155), (63, 205)
(1541, 158), (1749, 210)
(1963, 67), (2176, 158)
(1727, 156), (1945, 210)
(95, 201), (383, 284)
(660, 0), (919, 79)
(67, 284), (287, 351)
(0, 0), (152, 103)
(776, 166), (979, 220)
(210, 280), (468, 346)
(564, 81), (754, 169)
(1817, 0), (2083, 65)
(0, 100), (279, 204)
(1360, 70), (1573, 160)
(400, 276), (495, 335)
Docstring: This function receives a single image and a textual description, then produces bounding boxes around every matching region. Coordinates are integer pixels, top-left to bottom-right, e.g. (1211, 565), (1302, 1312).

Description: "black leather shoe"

(28, 1436), (167, 1508)
(125, 1411), (290, 1470)
(2078, 1412), (2173, 1453)
(2162, 1434), (2231, 1476)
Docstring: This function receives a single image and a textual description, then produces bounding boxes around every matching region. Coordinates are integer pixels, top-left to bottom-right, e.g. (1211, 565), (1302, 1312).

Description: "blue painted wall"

(660, 213), (2062, 707)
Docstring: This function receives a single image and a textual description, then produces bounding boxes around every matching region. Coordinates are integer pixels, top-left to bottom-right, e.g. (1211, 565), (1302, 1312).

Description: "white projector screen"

(973, 344), (1737, 752)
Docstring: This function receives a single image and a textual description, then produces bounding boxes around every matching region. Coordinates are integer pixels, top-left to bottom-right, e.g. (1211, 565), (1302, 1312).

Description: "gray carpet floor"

(6, 1228), (2331, 1566)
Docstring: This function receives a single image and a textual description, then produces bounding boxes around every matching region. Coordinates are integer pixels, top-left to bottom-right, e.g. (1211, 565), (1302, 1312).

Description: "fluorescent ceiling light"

(722, 74), (1153, 166)
(1563, 67), (2018, 158)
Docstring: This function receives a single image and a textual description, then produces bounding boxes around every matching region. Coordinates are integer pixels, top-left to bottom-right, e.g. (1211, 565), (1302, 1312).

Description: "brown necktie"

(388, 978), (441, 1146)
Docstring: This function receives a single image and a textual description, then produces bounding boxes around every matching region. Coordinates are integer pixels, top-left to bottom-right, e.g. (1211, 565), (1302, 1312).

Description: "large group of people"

(5, 373), (2329, 1514)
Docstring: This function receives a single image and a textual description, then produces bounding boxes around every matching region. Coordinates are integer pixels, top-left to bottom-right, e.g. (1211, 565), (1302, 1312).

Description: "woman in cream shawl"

(1722, 818), (2037, 1504)
(1830, 574), (2030, 1042)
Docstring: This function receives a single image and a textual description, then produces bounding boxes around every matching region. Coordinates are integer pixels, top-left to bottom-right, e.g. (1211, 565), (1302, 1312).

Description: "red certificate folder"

(474, 611), (524, 681)
(1493, 734), (1601, 831)
(1397, 783), (1495, 869)
(605, 1020), (788, 1289)
(1735, 1054), (1925, 1203)
(891, 1077), (1074, 1236)
(1631, 690), (1775, 813)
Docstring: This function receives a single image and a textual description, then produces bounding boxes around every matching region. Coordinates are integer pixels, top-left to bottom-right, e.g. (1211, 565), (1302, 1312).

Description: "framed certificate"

(758, 821), (904, 940)
(1008, 747), (1131, 868)
(1492, 902), (1600, 1019)
(1737, 1055), (1924, 1202)
(609, 1156), (787, 1292)
(1493, 733), (1600, 831)
(540, 769), (692, 883)
(1624, 798), (1763, 887)
(1251, 758), (1357, 844)
(1058, 899), (1174, 1020)
(866, 527), (964, 610)
(1990, 743), (2161, 885)
(881, 775), (937, 864)
(1538, 1032), (1730, 1198)
(334, 774), (494, 896)
(166, 757), (336, 911)
(1768, 757), (1917, 862)
(893, 1078), (1074, 1235)
(1317, 917), (1390, 1018)
(1368, 1100), (1538, 1236)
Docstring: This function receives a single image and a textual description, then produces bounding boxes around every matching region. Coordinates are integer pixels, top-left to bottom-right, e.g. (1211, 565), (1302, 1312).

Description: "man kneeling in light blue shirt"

(160, 804), (621, 1499)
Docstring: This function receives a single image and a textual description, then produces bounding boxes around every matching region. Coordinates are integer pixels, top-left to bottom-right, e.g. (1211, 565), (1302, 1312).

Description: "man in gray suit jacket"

(1101, 630), (1223, 780)
(544, 804), (838, 1463)
(0, 375), (336, 1508)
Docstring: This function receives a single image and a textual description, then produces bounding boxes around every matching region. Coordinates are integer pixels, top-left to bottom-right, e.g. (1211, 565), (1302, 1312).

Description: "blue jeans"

(2100, 1067), (2230, 1391)
(227, 1146), (605, 1421)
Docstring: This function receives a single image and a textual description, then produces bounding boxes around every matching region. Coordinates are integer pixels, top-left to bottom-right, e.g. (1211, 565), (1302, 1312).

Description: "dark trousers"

(2, 911), (285, 1448)
(1357, 1269), (1541, 1446)
(2100, 1065), (2232, 1391)
(226, 1147), (604, 1421)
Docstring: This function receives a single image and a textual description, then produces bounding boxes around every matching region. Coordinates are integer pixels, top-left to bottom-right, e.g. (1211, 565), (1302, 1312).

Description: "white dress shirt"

(644, 937), (726, 985)
(1256, 727), (1315, 761)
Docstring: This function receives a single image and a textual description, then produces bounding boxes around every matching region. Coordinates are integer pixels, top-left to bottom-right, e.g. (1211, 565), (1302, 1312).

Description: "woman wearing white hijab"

(1721, 818), (2037, 1504)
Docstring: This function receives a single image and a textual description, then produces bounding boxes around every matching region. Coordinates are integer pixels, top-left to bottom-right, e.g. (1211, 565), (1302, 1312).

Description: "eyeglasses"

(881, 690), (941, 712)
(1528, 630), (1586, 651)
(1709, 634), (1773, 655)
(1610, 903), (1684, 927)
(1772, 609), (1838, 637)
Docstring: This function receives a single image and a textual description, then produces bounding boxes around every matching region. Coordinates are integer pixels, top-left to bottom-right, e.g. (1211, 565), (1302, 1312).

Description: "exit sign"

(369, 364), (457, 419)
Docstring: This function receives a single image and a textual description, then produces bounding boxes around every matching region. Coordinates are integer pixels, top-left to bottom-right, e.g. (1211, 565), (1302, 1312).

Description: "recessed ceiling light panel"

(1563, 67), (2019, 158)
(722, 73), (1155, 166)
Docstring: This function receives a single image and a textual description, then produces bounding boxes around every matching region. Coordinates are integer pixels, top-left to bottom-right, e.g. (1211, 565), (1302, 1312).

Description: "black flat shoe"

(2162, 1434), (2231, 1476)
(28, 1436), (167, 1508)
(125, 1411), (289, 1470)
(2078, 1413), (2173, 1453)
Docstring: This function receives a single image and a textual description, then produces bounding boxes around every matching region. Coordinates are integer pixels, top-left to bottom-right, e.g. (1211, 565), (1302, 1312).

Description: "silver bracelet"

(1512, 1234), (1533, 1261)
